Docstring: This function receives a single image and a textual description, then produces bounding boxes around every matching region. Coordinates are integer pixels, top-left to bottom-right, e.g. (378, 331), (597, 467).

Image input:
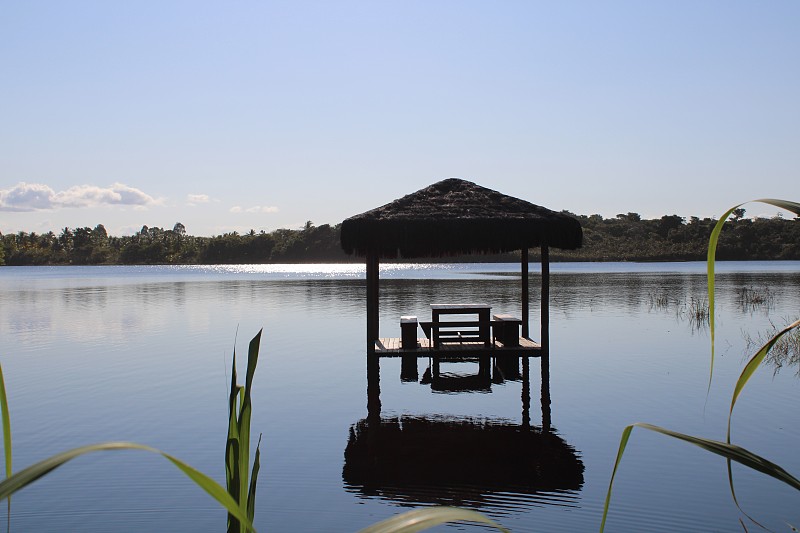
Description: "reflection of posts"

(479, 355), (491, 380)
(522, 357), (531, 429)
(368, 351), (551, 433)
(400, 355), (418, 382)
(367, 355), (380, 422)
(541, 358), (551, 433)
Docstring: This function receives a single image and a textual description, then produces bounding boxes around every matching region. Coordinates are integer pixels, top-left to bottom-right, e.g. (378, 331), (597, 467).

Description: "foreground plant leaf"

(0, 364), (12, 529)
(720, 318), (800, 526)
(0, 365), (10, 479)
(357, 507), (508, 533)
(600, 423), (800, 533)
(707, 199), (800, 390)
(226, 329), (262, 533)
(0, 442), (255, 532)
(728, 318), (800, 441)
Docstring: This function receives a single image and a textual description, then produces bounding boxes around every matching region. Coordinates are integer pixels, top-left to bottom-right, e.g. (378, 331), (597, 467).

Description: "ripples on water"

(0, 262), (798, 532)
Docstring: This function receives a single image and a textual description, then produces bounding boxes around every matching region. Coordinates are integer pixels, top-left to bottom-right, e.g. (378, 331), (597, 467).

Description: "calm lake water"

(1, 262), (798, 532)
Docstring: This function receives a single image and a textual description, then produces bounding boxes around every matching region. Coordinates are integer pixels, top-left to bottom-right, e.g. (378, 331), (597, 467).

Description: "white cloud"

(230, 205), (279, 214)
(0, 182), (161, 211)
(0, 182), (55, 211)
(248, 206), (279, 213)
(187, 193), (210, 205)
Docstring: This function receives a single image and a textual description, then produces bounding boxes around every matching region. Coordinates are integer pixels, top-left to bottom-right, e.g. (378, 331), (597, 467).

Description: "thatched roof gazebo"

(341, 178), (582, 354)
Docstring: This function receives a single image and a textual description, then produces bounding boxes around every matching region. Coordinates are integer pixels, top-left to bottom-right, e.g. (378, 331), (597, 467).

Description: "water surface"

(1, 262), (798, 531)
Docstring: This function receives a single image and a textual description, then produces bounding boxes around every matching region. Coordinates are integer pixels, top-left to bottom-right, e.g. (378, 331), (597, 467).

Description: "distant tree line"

(552, 209), (800, 262)
(0, 221), (348, 266)
(1, 210), (799, 266)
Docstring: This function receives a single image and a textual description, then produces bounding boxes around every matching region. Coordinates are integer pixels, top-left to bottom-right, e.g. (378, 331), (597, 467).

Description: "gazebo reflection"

(342, 414), (584, 511)
(345, 356), (583, 511)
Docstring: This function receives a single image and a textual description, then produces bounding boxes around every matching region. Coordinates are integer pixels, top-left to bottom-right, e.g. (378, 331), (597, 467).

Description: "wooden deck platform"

(374, 337), (541, 357)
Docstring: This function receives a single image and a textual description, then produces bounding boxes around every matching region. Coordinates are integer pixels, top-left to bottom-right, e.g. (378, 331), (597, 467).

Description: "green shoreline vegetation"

(2, 210), (800, 266)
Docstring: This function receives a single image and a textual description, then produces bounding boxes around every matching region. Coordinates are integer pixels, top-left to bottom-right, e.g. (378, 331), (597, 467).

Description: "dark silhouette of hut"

(342, 415), (584, 510)
(340, 178), (583, 355)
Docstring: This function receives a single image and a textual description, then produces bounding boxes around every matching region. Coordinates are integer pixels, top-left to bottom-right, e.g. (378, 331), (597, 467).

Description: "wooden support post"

(521, 248), (529, 338)
(540, 243), (551, 431)
(366, 252), (379, 352)
(540, 244), (549, 357)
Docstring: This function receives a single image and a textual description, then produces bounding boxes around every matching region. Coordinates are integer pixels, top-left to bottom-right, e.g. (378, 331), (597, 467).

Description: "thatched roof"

(342, 415), (584, 508)
(340, 178), (583, 259)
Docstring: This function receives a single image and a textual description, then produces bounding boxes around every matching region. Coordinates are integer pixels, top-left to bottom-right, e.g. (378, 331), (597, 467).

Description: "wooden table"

(430, 303), (492, 349)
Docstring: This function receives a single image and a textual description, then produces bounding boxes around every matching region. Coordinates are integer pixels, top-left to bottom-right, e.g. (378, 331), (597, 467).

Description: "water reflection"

(345, 354), (581, 513)
(342, 415), (584, 512)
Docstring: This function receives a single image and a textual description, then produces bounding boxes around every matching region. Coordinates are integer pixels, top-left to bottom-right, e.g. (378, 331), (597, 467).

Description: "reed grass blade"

(0, 364), (11, 530)
(708, 199), (800, 391)
(707, 204), (742, 391)
(238, 330), (261, 522)
(226, 329), (262, 533)
(356, 507), (508, 533)
(0, 442), (256, 531)
(160, 449), (257, 532)
(226, 345), (242, 532)
(0, 365), (10, 479)
(728, 319), (800, 442)
(599, 424), (633, 533)
(633, 423), (800, 490)
(246, 435), (261, 522)
(600, 423), (800, 532)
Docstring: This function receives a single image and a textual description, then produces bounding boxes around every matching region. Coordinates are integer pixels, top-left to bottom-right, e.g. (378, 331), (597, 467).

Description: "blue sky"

(2, 1), (798, 236)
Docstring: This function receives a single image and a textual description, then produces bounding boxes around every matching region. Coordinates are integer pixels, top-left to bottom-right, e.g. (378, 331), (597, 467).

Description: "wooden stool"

(492, 314), (522, 347)
(400, 315), (418, 349)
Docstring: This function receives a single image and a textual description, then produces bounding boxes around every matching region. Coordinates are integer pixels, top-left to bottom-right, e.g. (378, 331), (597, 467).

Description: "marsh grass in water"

(737, 286), (775, 313)
(601, 199), (800, 532)
(682, 296), (710, 331)
(646, 289), (676, 311)
(743, 318), (800, 378)
(645, 290), (710, 331)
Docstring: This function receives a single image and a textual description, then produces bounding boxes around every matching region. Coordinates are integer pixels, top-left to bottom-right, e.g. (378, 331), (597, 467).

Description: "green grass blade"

(238, 329), (261, 527)
(0, 365), (11, 479)
(707, 204), (742, 392)
(246, 435), (261, 522)
(160, 450), (256, 532)
(0, 364), (12, 531)
(226, 437), (241, 533)
(727, 318), (800, 442)
(633, 423), (800, 491)
(751, 199), (800, 216)
(599, 425), (633, 533)
(600, 423), (800, 533)
(244, 329), (261, 399)
(226, 344), (242, 533)
(356, 507), (508, 533)
(0, 442), (256, 532)
(708, 199), (800, 392)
